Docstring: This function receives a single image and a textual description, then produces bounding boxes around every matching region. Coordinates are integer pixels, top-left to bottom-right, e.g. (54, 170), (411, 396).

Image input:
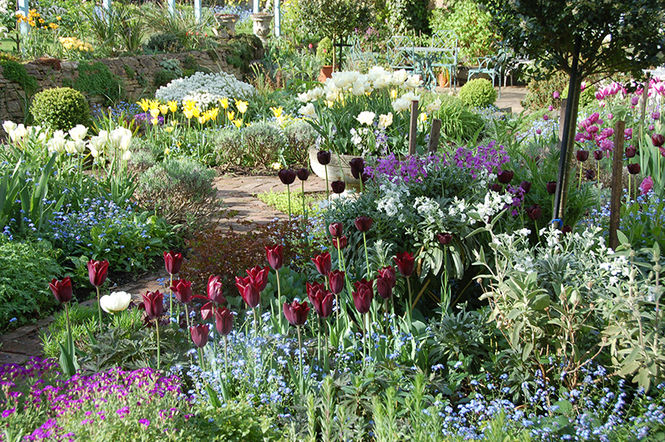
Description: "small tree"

(303, 0), (372, 70)
(478, 0), (665, 221)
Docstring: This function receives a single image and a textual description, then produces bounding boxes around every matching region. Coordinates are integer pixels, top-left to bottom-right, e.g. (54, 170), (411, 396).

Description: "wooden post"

(18, 0), (29, 36)
(558, 99), (567, 144)
(168, 0), (175, 16)
(428, 118), (441, 153)
(408, 100), (419, 155)
(194, 0), (201, 23)
(609, 120), (625, 250)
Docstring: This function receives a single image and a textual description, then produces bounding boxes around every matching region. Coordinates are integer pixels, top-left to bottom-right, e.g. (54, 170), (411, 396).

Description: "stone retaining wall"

(0, 48), (256, 124)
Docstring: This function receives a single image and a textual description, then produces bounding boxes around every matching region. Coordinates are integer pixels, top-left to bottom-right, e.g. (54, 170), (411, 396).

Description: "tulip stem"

(155, 319), (161, 371)
(406, 277), (413, 324)
(224, 336), (229, 378)
(276, 269), (283, 331)
(324, 167), (329, 200)
(198, 346), (205, 372)
(185, 304), (191, 331)
(297, 325), (304, 394)
(362, 232), (370, 279)
(96, 286), (102, 333)
(287, 184), (292, 223)
(317, 318), (322, 363)
(301, 180), (307, 234)
(253, 308), (258, 337)
(335, 243), (342, 329)
(169, 274), (173, 322)
(441, 249), (449, 321)
(64, 302), (73, 358)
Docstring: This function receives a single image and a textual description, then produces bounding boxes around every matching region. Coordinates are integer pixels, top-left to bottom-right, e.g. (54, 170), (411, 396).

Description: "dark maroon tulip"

(625, 146), (637, 158)
(207, 275), (226, 305)
(171, 279), (193, 304)
(394, 252), (415, 277)
(296, 168), (310, 181)
(497, 170), (514, 184)
(377, 266), (396, 287)
(328, 270), (345, 294)
(235, 276), (260, 308)
(246, 266), (269, 292)
(349, 157), (365, 179)
(310, 290), (334, 318)
(354, 216), (373, 232)
(332, 235), (348, 249)
(585, 168), (596, 180)
(142, 290), (164, 319)
(526, 205), (542, 221)
(546, 181), (557, 194)
(593, 150), (604, 161)
(376, 277), (393, 300)
(627, 163), (641, 174)
(576, 150), (589, 162)
(329, 222), (343, 238)
(331, 180), (346, 194)
(283, 300), (309, 326)
(352, 279), (373, 314)
(265, 245), (284, 270)
(49, 277), (73, 304)
(306, 281), (326, 304)
(519, 181), (532, 193)
(562, 225), (572, 234)
(163, 251), (183, 275)
(652, 133), (665, 147)
(200, 302), (214, 321)
(437, 233), (453, 246)
(87, 260), (109, 287)
(489, 183), (503, 193)
(317, 150), (331, 165)
(312, 252), (332, 276)
(278, 168), (296, 185)
(190, 324), (209, 348)
(215, 307), (233, 336)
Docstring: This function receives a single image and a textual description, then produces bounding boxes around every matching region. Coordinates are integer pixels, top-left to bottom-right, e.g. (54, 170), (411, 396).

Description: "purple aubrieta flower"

(139, 419), (151, 427)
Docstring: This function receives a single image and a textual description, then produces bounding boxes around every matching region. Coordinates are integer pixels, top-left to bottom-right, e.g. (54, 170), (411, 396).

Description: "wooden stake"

(609, 120), (625, 250)
(408, 100), (419, 155)
(428, 118), (441, 153)
(558, 99), (567, 144)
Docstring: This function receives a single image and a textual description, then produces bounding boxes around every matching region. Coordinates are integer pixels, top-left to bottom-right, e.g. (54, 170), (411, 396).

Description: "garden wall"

(0, 47), (259, 123)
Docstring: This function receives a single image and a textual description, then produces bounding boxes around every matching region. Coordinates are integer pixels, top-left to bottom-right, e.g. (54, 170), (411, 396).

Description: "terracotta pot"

(437, 71), (450, 88)
(309, 146), (362, 185)
(318, 65), (333, 83)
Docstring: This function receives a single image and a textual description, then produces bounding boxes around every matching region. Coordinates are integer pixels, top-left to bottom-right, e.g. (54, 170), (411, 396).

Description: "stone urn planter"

(215, 13), (239, 37)
(308, 146), (362, 186)
(318, 65), (333, 83)
(251, 12), (273, 46)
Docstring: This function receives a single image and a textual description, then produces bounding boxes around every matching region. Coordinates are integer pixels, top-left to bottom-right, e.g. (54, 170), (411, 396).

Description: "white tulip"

(64, 140), (78, 154)
(378, 112), (393, 130)
(2, 120), (16, 135)
(405, 74), (422, 89)
(356, 111), (376, 126)
(426, 98), (442, 113)
(122, 150), (132, 161)
(391, 69), (408, 86)
(299, 103), (316, 117)
(47, 131), (67, 153)
(100, 291), (132, 314)
(68, 125), (88, 142)
(10, 124), (27, 143)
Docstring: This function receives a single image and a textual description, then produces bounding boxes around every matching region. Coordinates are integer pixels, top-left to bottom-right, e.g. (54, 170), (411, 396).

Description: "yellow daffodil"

(235, 100), (248, 114)
(219, 98), (229, 109)
(167, 101), (178, 113)
(159, 104), (169, 115)
(419, 112), (428, 123)
(271, 106), (283, 118)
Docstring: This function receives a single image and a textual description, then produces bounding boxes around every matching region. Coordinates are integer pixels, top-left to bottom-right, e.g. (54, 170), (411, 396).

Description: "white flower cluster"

(297, 66), (422, 115)
(155, 72), (255, 109)
(469, 190), (513, 222)
(414, 196), (444, 225)
(2, 121), (46, 145)
(376, 181), (409, 219)
(0, 0), (8, 37)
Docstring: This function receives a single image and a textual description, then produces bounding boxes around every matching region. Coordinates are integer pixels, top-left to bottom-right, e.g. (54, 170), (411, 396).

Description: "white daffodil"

(378, 113), (393, 130)
(100, 291), (132, 314)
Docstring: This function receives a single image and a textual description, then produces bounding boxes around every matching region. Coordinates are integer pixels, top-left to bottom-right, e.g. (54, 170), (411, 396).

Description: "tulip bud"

(310, 289), (333, 318)
(329, 222), (343, 238)
(87, 260), (109, 288)
(246, 266), (269, 292)
(207, 275), (226, 305)
(306, 281), (326, 303)
(376, 277), (393, 300)
(283, 300), (309, 326)
(489, 183), (503, 193)
(171, 279), (193, 304)
(328, 270), (345, 294)
(332, 235), (348, 249)
(497, 170), (514, 184)
(546, 181), (557, 194)
(163, 251), (183, 275)
(377, 266), (396, 287)
(296, 168), (310, 181)
(215, 308), (233, 335)
(317, 150), (331, 165)
(352, 279), (373, 314)
(519, 181), (532, 193)
(265, 244), (284, 270)
(49, 277), (73, 304)
(652, 133), (665, 147)
(526, 205), (542, 221)
(627, 163), (641, 175)
(585, 168), (596, 180)
(311, 252), (332, 276)
(235, 276), (260, 308)
(100, 291), (132, 314)
(354, 216), (373, 232)
(437, 232), (453, 246)
(394, 252), (415, 277)
(142, 290), (164, 319)
(278, 169), (296, 185)
(593, 150), (604, 161)
(190, 324), (209, 348)
(576, 150), (589, 162)
(562, 225), (572, 234)
(349, 158), (365, 179)
(331, 180), (346, 194)
(625, 146), (636, 158)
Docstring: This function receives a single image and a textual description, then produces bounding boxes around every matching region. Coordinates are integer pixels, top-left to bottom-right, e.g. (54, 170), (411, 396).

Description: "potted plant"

(316, 37), (334, 82)
(437, 69), (450, 88)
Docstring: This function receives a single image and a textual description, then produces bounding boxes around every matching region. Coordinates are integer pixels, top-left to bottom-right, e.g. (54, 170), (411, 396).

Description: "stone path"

(0, 174), (327, 364)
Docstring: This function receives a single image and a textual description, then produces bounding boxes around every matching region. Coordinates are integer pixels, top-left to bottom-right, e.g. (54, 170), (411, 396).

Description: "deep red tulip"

(215, 307), (233, 336)
(246, 266), (269, 292)
(201, 302), (214, 321)
(49, 277), (73, 304)
(331, 180), (346, 194)
(310, 290), (334, 318)
(394, 252), (415, 277)
(519, 181), (532, 193)
(625, 146), (637, 158)
(627, 163), (641, 174)
(352, 279), (373, 314)
(652, 133), (665, 147)
(329, 222), (343, 238)
(585, 168), (596, 180)
(190, 324), (209, 348)
(376, 277), (393, 299)
(87, 260), (109, 287)
(317, 150), (331, 165)
(265, 245), (284, 270)
(497, 170), (514, 184)
(235, 276), (260, 308)
(306, 281), (326, 303)
(312, 252), (332, 276)
(489, 183), (503, 193)
(349, 157), (365, 179)
(207, 275), (226, 305)
(526, 205), (542, 220)
(283, 300), (309, 326)
(546, 181), (557, 194)
(142, 290), (164, 319)
(562, 225), (572, 234)
(332, 235), (348, 249)
(278, 168), (296, 185)
(354, 216), (373, 232)
(593, 150), (604, 161)
(328, 270), (345, 294)
(437, 233), (453, 246)
(576, 150), (589, 162)
(377, 266), (396, 287)
(171, 279), (193, 304)
(163, 251), (183, 275)
(296, 168), (310, 181)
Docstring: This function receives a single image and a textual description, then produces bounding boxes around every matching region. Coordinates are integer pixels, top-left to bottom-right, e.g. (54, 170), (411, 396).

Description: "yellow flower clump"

(16, 9), (58, 30)
(59, 37), (93, 52)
